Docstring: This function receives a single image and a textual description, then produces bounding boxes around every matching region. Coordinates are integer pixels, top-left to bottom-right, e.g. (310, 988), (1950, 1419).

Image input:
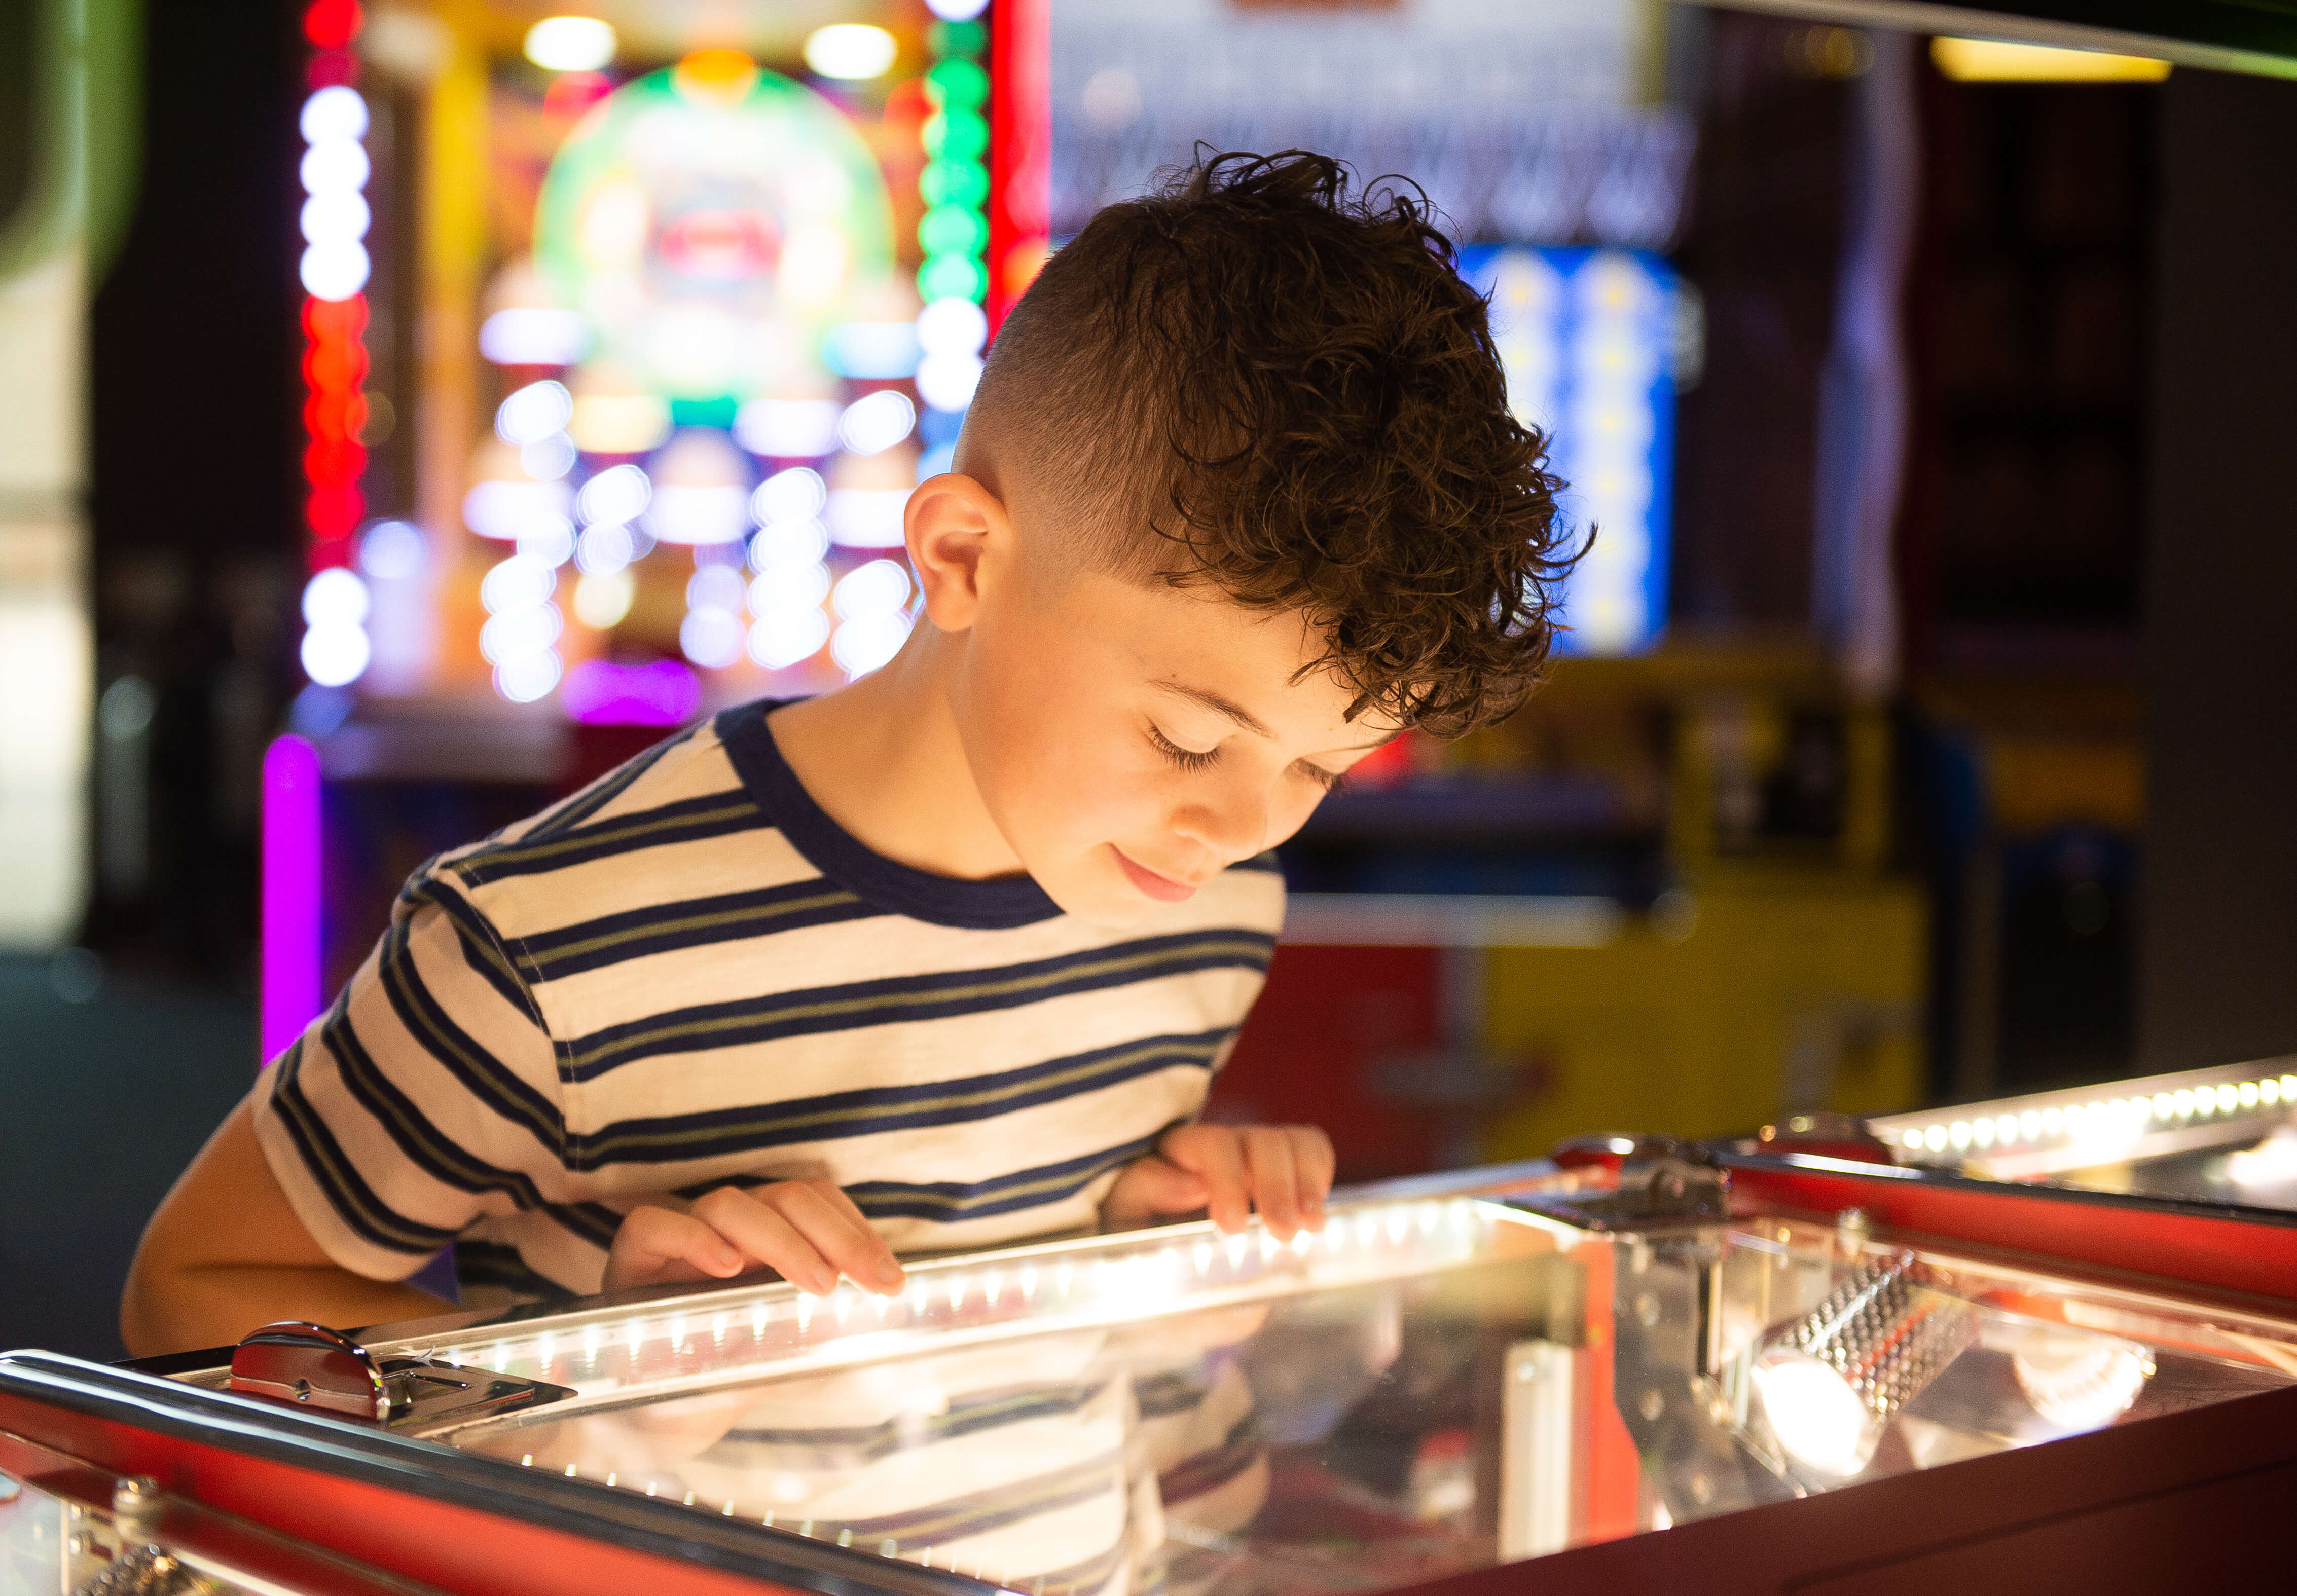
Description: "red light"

(307, 484), (366, 541)
(303, 0), (362, 50)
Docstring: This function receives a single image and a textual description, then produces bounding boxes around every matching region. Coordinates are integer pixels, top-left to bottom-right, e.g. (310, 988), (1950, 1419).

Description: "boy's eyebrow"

(1153, 681), (1274, 737)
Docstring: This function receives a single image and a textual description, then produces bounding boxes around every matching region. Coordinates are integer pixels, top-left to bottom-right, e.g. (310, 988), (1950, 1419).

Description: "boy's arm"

(121, 1094), (452, 1358)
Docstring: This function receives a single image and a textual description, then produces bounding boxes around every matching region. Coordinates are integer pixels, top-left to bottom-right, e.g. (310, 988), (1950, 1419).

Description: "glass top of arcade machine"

(189, 1176), (2297, 1595)
(1865, 1058), (2297, 1213)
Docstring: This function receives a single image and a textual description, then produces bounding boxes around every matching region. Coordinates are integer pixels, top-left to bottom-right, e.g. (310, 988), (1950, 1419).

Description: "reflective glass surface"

(344, 1190), (2297, 1595)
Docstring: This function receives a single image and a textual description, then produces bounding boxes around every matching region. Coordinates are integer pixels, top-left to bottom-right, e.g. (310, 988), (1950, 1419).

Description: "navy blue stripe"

(573, 1028), (1228, 1168)
(717, 700), (1064, 930)
(401, 878), (538, 1022)
(322, 1000), (551, 1211)
(525, 722), (698, 841)
(563, 930), (1275, 1083)
(373, 917), (567, 1156)
(539, 1201), (624, 1250)
(447, 791), (768, 888)
(844, 1130), (1164, 1223)
(269, 1036), (459, 1257)
(517, 880), (883, 984)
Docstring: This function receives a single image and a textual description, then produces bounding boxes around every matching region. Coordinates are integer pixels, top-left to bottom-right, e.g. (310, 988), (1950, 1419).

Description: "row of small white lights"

(684, 465), (914, 678)
(464, 1201), (1485, 1384)
(480, 379), (926, 533)
(298, 85), (370, 301)
(1902, 1073), (2297, 1156)
(524, 5), (994, 83)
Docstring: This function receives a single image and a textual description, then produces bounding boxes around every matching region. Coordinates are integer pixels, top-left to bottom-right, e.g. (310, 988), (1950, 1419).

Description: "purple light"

(261, 734), (324, 1064)
(562, 656), (702, 726)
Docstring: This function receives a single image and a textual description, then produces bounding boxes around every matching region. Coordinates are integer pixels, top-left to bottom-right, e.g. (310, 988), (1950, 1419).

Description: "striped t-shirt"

(253, 700), (1286, 1305)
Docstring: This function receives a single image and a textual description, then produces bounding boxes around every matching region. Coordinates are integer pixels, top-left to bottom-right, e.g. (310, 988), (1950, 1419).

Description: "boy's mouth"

(1111, 847), (1199, 903)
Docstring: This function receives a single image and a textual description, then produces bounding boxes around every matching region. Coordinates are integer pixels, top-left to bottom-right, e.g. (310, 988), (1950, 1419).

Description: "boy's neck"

(765, 632), (1029, 883)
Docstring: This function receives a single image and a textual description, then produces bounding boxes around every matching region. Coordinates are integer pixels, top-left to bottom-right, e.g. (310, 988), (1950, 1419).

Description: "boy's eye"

(1298, 763), (1347, 794)
(1148, 725), (1221, 772)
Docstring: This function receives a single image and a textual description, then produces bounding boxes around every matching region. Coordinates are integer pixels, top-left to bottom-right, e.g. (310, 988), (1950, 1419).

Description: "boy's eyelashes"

(1146, 723), (1348, 793)
(1147, 723), (1221, 772)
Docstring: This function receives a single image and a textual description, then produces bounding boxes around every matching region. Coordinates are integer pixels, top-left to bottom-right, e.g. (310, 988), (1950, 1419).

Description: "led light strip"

(297, 0), (374, 689)
(1886, 1070), (2297, 1162)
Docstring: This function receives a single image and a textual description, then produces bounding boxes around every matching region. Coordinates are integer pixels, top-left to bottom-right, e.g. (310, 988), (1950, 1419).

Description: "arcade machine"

(263, 0), (1049, 1051)
(5, 1146), (2296, 1594)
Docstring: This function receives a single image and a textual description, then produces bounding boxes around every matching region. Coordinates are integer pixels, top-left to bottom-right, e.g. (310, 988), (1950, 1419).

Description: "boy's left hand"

(1101, 1123), (1335, 1240)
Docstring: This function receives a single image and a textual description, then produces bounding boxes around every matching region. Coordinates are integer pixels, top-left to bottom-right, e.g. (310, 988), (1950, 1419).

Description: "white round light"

(680, 607), (745, 669)
(299, 86), (370, 145)
(578, 463), (651, 526)
(481, 603), (564, 664)
(301, 623), (372, 687)
(495, 650), (564, 703)
(804, 23), (898, 80)
(498, 380), (576, 447)
(750, 516), (829, 569)
(300, 241), (371, 301)
(750, 608), (830, 669)
(517, 519), (576, 568)
(915, 352), (985, 413)
(925, 0), (990, 20)
(299, 140), (371, 197)
(302, 567), (371, 628)
(917, 296), (989, 357)
(831, 610), (911, 676)
(480, 308), (593, 367)
(647, 485), (750, 546)
(687, 564), (747, 613)
(752, 466), (827, 527)
(836, 390), (917, 457)
(480, 555), (557, 614)
(1753, 1353), (1873, 1477)
(524, 16), (617, 73)
(521, 433), (578, 482)
(576, 522), (635, 576)
(300, 191), (371, 247)
(751, 561), (830, 614)
(359, 521), (427, 580)
(833, 558), (911, 619)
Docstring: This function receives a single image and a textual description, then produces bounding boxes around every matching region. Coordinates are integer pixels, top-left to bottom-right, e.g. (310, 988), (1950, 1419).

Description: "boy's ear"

(905, 472), (1006, 634)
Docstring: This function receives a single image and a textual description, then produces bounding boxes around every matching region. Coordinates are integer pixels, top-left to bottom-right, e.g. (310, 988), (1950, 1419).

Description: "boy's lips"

(1112, 847), (1199, 903)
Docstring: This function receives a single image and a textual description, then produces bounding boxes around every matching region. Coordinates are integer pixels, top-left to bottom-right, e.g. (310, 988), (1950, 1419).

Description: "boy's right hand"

(603, 1181), (907, 1297)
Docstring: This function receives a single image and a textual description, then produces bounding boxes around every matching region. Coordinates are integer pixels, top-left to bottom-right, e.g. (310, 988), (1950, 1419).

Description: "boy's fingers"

(764, 1181), (906, 1293)
(1245, 1126), (1302, 1239)
(1113, 1156), (1210, 1218)
(1293, 1126), (1336, 1227)
(1166, 1127), (1251, 1234)
(615, 1205), (745, 1283)
(691, 1188), (838, 1294)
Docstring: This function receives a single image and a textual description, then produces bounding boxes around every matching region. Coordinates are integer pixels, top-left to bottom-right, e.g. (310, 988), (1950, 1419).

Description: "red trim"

(0, 1394), (798, 1596)
(1572, 1241), (1640, 1544)
(1725, 1160), (2297, 1305)
(987, 0), (1050, 332)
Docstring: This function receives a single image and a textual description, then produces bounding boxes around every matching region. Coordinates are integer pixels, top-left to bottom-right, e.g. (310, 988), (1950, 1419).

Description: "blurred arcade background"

(3, 0), (2294, 1356)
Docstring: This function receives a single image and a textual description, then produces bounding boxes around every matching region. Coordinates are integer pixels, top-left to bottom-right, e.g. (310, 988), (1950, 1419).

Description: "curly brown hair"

(967, 150), (1575, 737)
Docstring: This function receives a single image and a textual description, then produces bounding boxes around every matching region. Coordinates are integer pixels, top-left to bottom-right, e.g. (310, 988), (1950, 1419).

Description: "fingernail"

(876, 1261), (905, 1290)
(716, 1247), (741, 1272)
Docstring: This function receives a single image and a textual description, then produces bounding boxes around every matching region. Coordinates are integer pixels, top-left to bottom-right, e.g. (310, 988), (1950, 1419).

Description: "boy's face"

(938, 527), (1398, 927)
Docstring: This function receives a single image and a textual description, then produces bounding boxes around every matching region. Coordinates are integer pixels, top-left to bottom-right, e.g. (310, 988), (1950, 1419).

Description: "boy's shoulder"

(400, 700), (1286, 958)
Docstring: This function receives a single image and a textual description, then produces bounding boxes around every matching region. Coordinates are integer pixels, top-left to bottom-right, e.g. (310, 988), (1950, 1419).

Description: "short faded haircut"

(964, 150), (1573, 737)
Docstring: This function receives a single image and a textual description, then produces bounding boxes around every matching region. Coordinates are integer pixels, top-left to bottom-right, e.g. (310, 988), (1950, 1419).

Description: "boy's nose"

(1170, 789), (1268, 865)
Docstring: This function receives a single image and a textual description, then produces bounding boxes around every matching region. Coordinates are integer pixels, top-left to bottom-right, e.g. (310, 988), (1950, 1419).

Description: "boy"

(122, 151), (1566, 1357)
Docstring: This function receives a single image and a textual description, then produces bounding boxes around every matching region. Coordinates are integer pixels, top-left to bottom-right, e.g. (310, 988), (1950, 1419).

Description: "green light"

(919, 204), (990, 257)
(921, 107), (989, 162)
(920, 158), (990, 210)
(926, 58), (990, 110)
(918, 254), (988, 303)
(929, 20), (986, 60)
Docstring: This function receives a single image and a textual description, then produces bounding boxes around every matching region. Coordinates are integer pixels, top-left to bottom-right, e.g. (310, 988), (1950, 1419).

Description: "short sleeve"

(251, 889), (569, 1283)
